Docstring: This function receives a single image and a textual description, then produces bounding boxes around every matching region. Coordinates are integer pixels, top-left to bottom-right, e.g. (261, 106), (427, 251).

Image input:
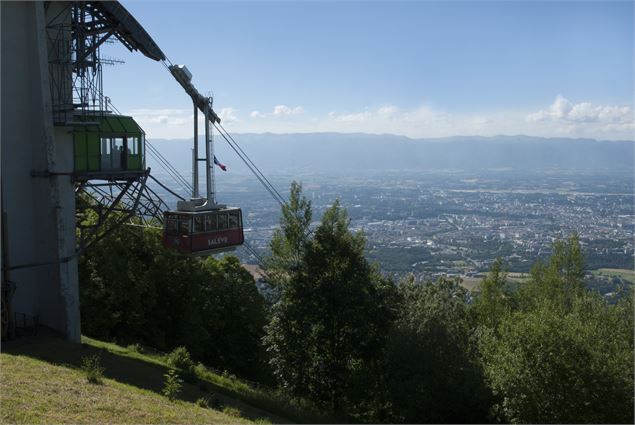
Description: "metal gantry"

(45, 1), (171, 254)
(75, 171), (169, 253)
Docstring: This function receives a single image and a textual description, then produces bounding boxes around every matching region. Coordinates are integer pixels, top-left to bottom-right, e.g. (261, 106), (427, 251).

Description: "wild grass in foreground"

(0, 334), (336, 423)
(0, 352), (253, 424)
(0, 332), (308, 424)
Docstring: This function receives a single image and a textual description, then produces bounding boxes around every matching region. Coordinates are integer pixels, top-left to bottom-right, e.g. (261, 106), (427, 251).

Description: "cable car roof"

(165, 207), (241, 216)
(74, 114), (144, 136)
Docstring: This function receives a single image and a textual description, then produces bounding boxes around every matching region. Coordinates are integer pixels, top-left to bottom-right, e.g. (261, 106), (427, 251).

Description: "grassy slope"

(0, 332), (289, 424)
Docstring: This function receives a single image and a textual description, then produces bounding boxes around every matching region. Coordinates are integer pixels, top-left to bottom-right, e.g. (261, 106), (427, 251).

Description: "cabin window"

(228, 211), (239, 229)
(193, 216), (204, 233)
(179, 217), (191, 234)
(113, 137), (125, 169)
(166, 218), (178, 235)
(205, 214), (217, 231)
(130, 137), (139, 155)
(101, 137), (112, 169)
(217, 213), (228, 230)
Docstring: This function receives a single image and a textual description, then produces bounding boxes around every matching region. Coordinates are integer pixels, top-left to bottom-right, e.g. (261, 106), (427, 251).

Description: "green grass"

(0, 332), (304, 424)
(591, 268), (635, 283)
(461, 273), (530, 293)
(86, 336), (333, 423)
(460, 276), (482, 292)
(0, 352), (252, 424)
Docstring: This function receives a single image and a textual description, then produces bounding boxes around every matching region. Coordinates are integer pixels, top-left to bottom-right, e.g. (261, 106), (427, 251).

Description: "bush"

(196, 396), (211, 409)
(194, 362), (209, 379)
(222, 406), (242, 418)
(165, 346), (195, 374)
(126, 343), (143, 353)
(81, 354), (105, 384)
(162, 369), (183, 401)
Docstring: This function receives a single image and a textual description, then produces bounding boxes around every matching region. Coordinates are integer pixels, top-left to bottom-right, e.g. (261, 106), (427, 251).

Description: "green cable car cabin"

(73, 114), (146, 180)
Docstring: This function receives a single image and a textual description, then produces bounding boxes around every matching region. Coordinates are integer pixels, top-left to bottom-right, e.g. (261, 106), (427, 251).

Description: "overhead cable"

(213, 123), (286, 207)
(217, 122), (287, 204)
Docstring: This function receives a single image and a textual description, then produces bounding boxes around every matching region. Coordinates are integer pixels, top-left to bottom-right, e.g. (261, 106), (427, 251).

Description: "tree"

(198, 256), (268, 381)
(267, 181), (312, 286)
(517, 233), (586, 312)
(480, 293), (634, 424)
(386, 276), (491, 423)
(479, 234), (634, 423)
(264, 191), (396, 418)
(79, 213), (269, 382)
(474, 257), (511, 331)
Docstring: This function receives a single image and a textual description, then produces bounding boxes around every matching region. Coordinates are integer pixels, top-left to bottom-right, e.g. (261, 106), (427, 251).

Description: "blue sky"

(103, 1), (634, 140)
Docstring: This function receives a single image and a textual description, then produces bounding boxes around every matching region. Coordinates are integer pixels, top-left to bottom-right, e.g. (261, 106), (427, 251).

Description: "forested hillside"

(78, 182), (634, 424)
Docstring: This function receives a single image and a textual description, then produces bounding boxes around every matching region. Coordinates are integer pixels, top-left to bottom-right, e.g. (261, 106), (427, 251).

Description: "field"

(591, 268), (635, 283)
(459, 272), (530, 292)
(0, 331), (328, 424)
(459, 276), (483, 292)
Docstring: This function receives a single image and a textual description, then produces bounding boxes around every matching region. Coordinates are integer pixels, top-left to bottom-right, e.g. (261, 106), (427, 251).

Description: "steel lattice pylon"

(75, 171), (169, 254)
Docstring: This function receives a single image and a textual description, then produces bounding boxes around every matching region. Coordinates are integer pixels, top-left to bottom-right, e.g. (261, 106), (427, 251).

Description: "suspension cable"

(216, 122), (287, 205)
(213, 123), (286, 207)
(148, 174), (185, 201)
(242, 240), (266, 268)
(146, 141), (193, 194)
(104, 96), (193, 196)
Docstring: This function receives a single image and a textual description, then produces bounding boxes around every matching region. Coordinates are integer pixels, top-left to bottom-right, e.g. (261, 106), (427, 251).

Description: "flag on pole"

(213, 155), (227, 171)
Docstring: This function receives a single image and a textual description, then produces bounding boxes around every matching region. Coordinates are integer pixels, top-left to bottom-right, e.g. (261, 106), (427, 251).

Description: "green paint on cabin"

(73, 115), (145, 173)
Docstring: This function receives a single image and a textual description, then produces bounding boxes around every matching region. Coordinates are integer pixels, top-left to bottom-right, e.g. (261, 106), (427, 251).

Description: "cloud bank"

(128, 96), (634, 141)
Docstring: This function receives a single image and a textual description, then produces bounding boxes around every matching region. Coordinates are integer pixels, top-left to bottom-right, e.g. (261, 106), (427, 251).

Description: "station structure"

(1, 1), (175, 341)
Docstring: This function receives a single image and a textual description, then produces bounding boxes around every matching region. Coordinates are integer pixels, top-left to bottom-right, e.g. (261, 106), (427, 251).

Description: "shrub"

(194, 362), (208, 379)
(222, 406), (242, 418)
(196, 396), (211, 409)
(162, 369), (183, 401)
(165, 346), (195, 374)
(81, 354), (105, 384)
(126, 343), (143, 353)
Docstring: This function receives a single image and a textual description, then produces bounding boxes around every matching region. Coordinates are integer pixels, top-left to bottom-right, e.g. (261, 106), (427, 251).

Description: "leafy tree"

(474, 257), (511, 331)
(480, 293), (634, 424)
(517, 233), (585, 312)
(79, 214), (268, 382)
(267, 181), (312, 285)
(386, 276), (491, 423)
(264, 191), (396, 418)
(198, 256), (268, 381)
(479, 234), (634, 423)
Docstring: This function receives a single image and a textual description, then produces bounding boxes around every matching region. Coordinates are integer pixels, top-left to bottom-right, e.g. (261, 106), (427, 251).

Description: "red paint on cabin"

(162, 208), (244, 255)
(162, 228), (244, 254)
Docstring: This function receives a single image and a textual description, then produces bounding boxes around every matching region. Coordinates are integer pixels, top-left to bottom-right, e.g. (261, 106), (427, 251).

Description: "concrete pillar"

(0, 1), (81, 342)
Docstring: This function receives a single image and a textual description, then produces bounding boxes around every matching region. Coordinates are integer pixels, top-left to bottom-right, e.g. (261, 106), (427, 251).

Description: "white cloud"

(248, 105), (304, 119)
(378, 105), (399, 115)
(331, 111), (372, 122)
(273, 105), (304, 116)
(527, 95), (632, 125)
(524, 96), (634, 139)
(121, 108), (193, 139)
(218, 107), (238, 123)
(126, 97), (634, 141)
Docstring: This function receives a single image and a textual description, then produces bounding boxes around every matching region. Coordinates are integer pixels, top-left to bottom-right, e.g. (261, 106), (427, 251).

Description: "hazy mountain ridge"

(147, 133), (634, 174)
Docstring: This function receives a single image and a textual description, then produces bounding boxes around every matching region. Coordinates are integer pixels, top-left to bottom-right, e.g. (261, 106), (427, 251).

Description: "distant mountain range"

(147, 133), (634, 175)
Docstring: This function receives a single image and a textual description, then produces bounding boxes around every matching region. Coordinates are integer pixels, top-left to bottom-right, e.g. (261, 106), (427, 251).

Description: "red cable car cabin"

(162, 208), (244, 255)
